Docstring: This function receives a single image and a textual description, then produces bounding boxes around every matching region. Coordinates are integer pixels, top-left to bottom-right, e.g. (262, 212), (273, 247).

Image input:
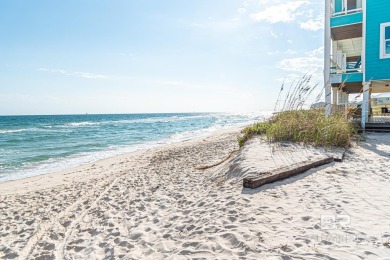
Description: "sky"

(0, 0), (324, 115)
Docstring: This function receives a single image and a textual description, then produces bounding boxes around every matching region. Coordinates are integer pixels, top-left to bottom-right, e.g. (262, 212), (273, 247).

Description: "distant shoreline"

(0, 112), (268, 183)
(0, 111), (271, 117)
(0, 124), (245, 186)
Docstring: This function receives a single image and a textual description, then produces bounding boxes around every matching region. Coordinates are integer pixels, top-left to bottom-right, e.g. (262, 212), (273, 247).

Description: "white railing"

(331, 66), (362, 74)
(330, 54), (346, 73)
(331, 0), (362, 17)
(330, 54), (362, 74)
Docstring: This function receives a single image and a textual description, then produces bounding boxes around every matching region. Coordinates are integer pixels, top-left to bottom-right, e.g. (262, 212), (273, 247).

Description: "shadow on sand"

(360, 133), (390, 158)
(241, 162), (336, 195)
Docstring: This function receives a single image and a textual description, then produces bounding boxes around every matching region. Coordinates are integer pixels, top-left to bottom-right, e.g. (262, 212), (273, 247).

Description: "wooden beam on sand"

(333, 150), (345, 162)
(243, 157), (334, 189)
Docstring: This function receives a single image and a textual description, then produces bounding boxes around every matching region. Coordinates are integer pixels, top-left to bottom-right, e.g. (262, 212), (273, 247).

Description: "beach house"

(324, 0), (390, 129)
(372, 93), (390, 106)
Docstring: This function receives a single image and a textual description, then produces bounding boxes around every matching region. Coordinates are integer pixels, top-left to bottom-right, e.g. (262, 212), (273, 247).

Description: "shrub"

(239, 109), (358, 148)
(238, 122), (270, 147)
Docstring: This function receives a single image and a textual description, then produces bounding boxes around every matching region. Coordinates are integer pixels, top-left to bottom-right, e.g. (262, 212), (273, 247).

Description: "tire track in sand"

(17, 169), (129, 260)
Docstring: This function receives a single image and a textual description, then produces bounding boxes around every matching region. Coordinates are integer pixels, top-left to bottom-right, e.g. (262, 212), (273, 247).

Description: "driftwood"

(243, 157), (334, 189)
(194, 149), (238, 170)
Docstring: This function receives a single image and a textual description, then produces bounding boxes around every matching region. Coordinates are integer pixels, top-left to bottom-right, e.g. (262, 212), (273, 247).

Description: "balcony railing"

(331, 0), (362, 17)
(331, 65), (362, 74)
(330, 54), (362, 74)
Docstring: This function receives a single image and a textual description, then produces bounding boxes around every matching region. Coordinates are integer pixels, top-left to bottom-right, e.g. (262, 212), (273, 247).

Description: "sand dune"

(1, 127), (390, 259)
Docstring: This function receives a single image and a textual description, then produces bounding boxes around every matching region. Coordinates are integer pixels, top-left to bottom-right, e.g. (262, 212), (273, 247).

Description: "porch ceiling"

(331, 23), (362, 41)
(371, 80), (390, 93)
(332, 82), (362, 94)
(336, 80), (390, 94)
(336, 37), (362, 57)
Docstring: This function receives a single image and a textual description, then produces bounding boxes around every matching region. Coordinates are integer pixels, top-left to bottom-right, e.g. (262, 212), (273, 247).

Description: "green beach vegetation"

(239, 75), (359, 148)
(238, 109), (357, 148)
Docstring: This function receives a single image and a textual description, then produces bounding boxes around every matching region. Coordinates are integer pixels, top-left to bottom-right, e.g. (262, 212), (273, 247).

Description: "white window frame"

(380, 22), (390, 59)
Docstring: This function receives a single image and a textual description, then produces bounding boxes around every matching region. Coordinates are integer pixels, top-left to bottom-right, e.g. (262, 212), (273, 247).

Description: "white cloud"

(279, 56), (322, 73)
(258, 0), (270, 4)
(278, 46), (324, 82)
(37, 68), (109, 79)
(250, 1), (308, 24)
(305, 9), (315, 18)
(300, 13), (324, 31)
(306, 46), (324, 57)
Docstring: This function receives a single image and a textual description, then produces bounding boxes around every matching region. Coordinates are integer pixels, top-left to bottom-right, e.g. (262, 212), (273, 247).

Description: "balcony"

(330, 48), (363, 85)
(330, 36), (362, 73)
(329, 36), (364, 93)
(330, 55), (362, 74)
(331, 55), (363, 84)
(330, 0), (363, 29)
(331, 0), (362, 17)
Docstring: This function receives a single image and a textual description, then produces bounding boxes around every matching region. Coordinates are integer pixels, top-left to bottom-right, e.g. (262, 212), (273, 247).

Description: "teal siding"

(342, 73), (363, 83)
(365, 0), (390, 81)
(331, 12), (362, 27)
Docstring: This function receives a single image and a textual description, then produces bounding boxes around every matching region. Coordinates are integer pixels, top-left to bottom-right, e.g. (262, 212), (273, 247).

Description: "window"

(347, 0), (358, 11)
(386, 27), (390, 55)
(380, 22), (390, 59)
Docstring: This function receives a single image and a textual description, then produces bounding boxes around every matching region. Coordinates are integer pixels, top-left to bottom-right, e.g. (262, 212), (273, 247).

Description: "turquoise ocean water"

(0, 112), (269, 182)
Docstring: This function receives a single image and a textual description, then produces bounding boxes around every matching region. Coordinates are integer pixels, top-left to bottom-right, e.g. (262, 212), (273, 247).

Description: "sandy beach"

(1, 127), (390, 259)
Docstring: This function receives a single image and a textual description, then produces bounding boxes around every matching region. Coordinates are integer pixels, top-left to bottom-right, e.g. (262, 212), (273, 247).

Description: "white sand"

(0, 127), (390, 259)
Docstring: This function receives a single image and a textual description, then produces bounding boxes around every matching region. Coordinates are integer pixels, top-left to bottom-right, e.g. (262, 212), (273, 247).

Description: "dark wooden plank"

(243, 157), (334, 189)
(328, 148), (345, 162)
(333, 153), (344, 162)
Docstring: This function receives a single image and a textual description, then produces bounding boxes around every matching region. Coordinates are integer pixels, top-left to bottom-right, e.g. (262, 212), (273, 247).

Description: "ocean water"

(0, 112), (269, 182)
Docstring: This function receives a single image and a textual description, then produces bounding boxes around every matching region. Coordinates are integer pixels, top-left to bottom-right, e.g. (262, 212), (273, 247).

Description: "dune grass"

(238, 109), (358, 148)
(238, 76), (359, 148)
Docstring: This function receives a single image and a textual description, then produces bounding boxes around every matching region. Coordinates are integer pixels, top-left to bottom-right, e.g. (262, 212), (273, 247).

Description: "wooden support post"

(325, 0), (332, 117)
(362, 81), (370, 129)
